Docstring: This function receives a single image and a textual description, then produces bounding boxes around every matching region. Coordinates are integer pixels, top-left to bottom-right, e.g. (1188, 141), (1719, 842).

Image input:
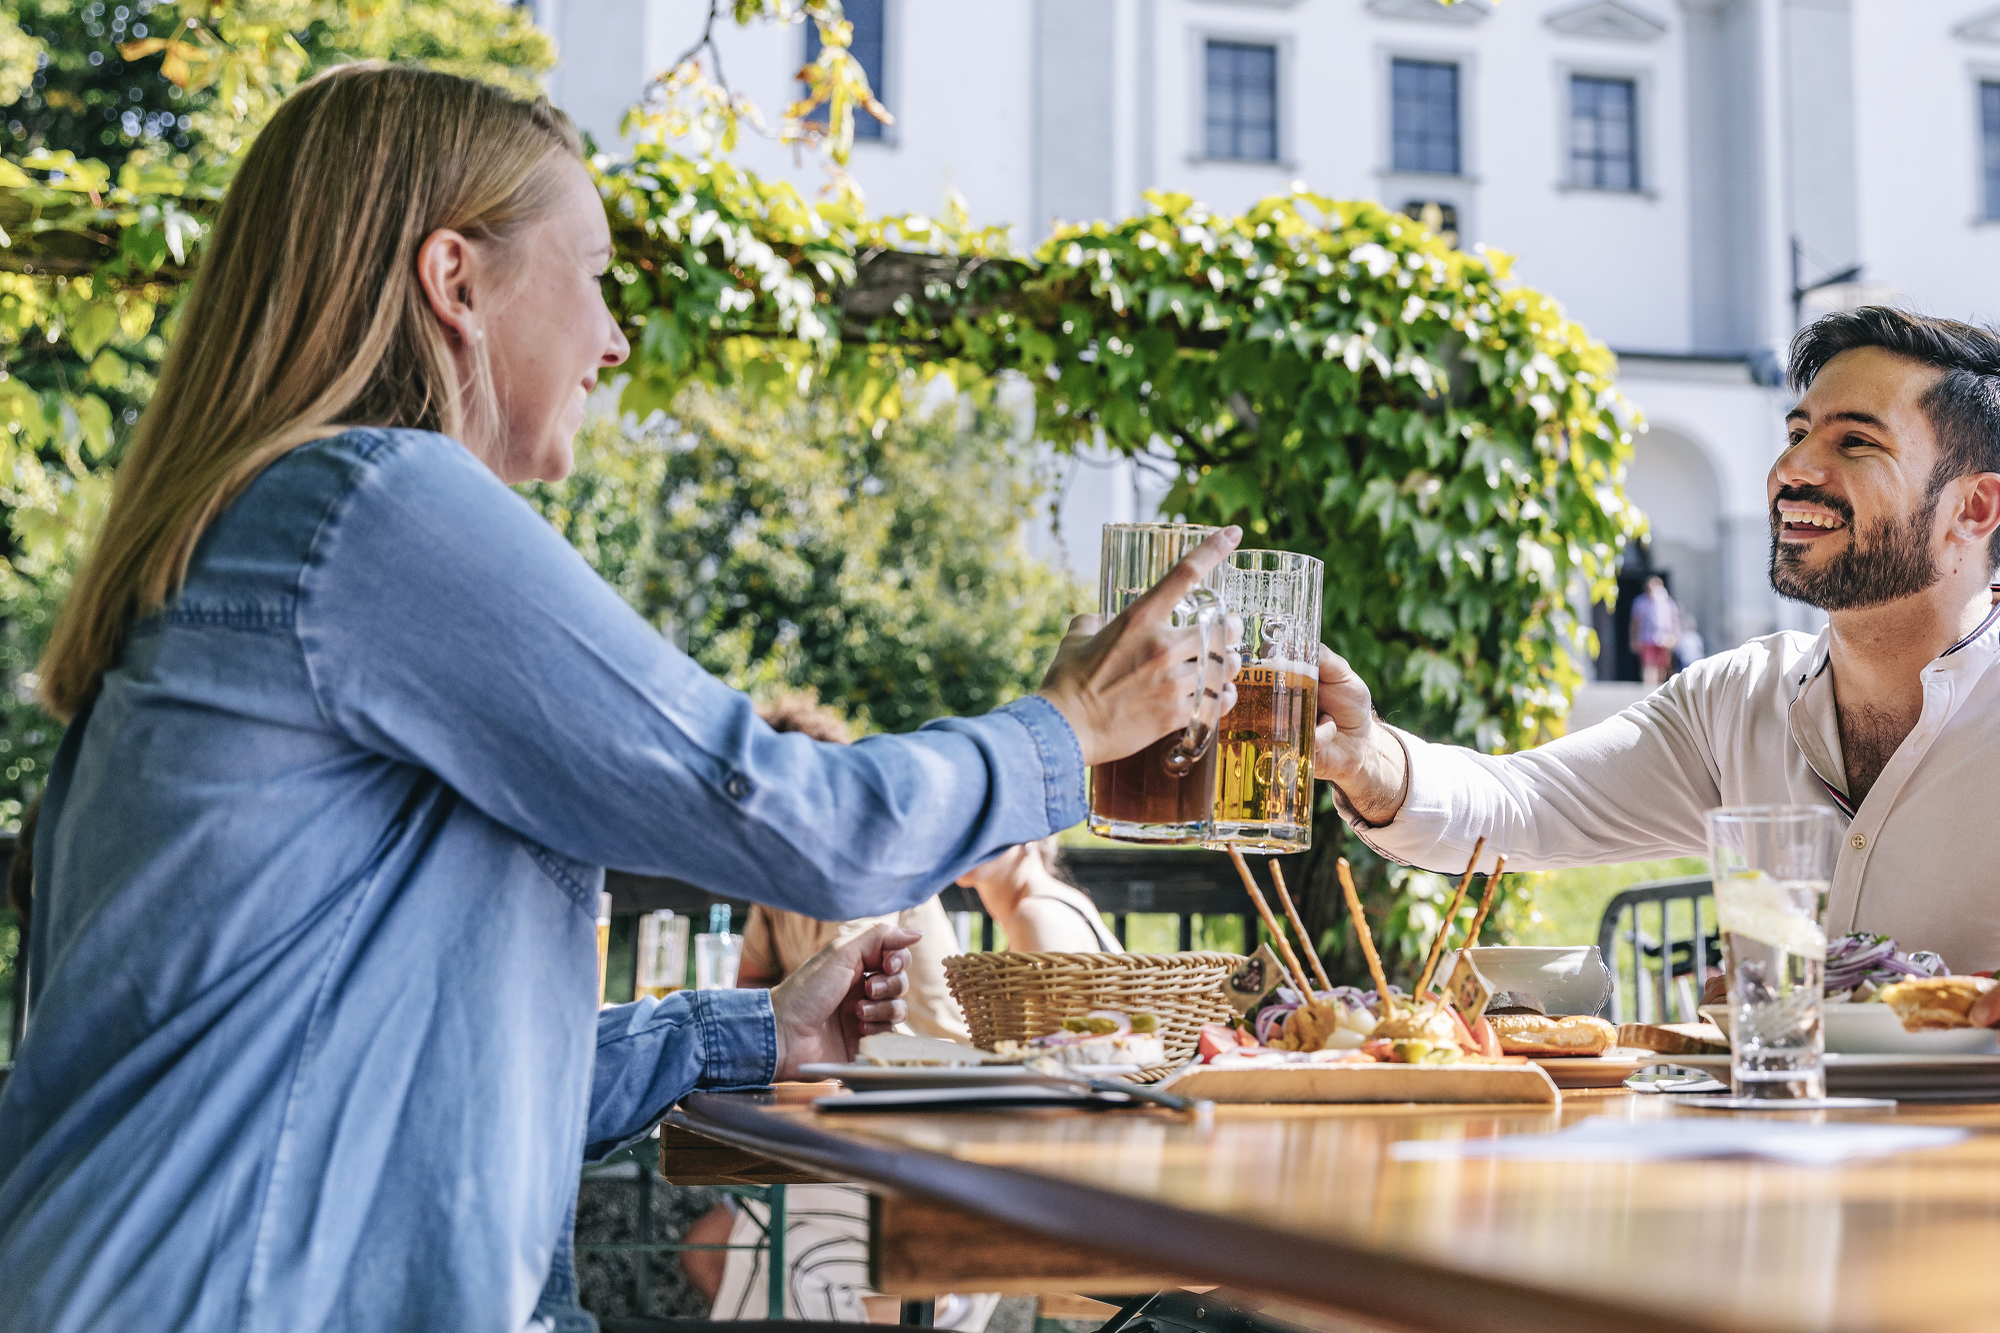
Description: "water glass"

(637, 910), (690, 999)
(694, 931), (743, 990)
(1707, 806), (1841, 1100)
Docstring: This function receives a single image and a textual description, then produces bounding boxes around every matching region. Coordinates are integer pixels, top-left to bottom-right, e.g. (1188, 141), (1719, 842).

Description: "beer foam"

(1246, 658), (1318, 678)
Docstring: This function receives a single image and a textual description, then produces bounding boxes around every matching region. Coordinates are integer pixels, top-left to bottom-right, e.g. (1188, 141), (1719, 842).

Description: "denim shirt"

(0, 428), (1086, 1332)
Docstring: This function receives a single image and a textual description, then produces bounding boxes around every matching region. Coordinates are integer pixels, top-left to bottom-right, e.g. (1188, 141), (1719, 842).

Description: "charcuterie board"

(1160, 1060), (1561, 1106)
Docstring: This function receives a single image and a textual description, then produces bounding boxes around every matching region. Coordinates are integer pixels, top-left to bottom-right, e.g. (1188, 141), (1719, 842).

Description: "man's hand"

(1037, 527), (1244, 767)
(1969, 983), (2000, 1029)
(1311, 645), (1408, 826)
(770, 923), (921, 1079)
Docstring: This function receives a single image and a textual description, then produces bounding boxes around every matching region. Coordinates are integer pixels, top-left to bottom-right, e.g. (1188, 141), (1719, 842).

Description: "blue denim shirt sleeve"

(585, 988), (775, 1161)
(293, 432), (1087, 918)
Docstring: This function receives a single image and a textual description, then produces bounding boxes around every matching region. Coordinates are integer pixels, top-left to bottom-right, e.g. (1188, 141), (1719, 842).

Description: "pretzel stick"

(1414, 837), (1486, 1000)
(1461, 854), (1507, 953)
(1227, 847), (1316, 999)
(1335, 857), (1394, 1015)
(1269, 861), (1332, 993)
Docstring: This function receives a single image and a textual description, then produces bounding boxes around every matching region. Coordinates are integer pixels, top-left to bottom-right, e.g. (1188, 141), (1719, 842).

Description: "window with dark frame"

(1983, 81), (2000, 219)
(1205, 40), (1280, 161)
(803, 0), (887, 140)
(1391, 58), (1461, 176)
(1570, 74), (1639, 191)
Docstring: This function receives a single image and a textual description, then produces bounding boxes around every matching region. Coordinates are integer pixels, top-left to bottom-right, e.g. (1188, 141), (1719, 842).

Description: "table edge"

(672, 1092), (1721, 1333)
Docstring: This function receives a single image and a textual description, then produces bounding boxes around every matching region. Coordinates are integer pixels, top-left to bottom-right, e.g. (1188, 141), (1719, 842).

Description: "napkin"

(1388, 1116), (1968, 1167)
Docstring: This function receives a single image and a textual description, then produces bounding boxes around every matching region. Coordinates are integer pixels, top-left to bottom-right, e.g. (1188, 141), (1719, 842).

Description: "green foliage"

(529, 387), (1082, 735)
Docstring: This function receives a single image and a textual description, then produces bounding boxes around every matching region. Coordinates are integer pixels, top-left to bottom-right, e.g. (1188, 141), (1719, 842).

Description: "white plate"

(1663, 1052), (2000, 1101)
(1698, 1003), (2000, 1055)
(797, 1062), (1141, 1091)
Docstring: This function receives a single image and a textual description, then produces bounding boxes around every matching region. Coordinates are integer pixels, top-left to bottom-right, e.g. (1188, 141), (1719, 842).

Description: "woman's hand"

(1311, 645), (1408, 826)
(769, 923), (922, 1078)
(1036, 526), (1244, 767)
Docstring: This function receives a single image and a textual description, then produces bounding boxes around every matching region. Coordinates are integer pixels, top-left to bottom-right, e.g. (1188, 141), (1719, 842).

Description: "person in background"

(1630, 574), (1682, 687)
(1675, 614), (1707, 669)
(956, 836), (1118, 952)
(732, 692), (971, 1044)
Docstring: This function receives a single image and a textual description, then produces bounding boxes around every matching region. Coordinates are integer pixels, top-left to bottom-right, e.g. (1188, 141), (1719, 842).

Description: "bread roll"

(1487, 1013), (1617, 1057)
(1877, 976), (1997, 1031)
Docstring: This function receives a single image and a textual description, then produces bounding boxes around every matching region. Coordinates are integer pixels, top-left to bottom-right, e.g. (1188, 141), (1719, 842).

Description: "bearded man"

(1305, 306), (2000, 970)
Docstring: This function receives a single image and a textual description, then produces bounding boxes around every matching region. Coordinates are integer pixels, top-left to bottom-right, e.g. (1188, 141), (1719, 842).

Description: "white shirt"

(1342, 599), (2000, 970)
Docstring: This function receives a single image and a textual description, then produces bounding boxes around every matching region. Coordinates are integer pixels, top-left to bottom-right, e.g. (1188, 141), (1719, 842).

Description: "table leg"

(766, 1182), (787, 1320)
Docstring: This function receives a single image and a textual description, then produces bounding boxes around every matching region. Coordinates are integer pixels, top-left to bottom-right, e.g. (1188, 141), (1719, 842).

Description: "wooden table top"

(673, 1087), (2000, 1333)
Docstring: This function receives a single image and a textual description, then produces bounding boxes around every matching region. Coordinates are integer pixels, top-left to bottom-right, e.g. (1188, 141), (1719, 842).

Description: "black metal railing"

(1595, 875), (1717, 1025)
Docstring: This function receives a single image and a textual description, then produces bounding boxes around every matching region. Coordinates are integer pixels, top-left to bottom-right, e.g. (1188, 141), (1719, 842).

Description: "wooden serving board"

(1161, 1061), (1561, 1106)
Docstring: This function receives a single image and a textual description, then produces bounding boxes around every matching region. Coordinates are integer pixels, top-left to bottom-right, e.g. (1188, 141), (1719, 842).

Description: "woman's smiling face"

(481, 156), (630, 484)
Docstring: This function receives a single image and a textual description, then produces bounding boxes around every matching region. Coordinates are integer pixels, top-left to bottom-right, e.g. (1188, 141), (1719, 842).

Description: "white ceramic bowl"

(1700, 1001), (2000, 1055)
(1458, 946), (1614, 1016)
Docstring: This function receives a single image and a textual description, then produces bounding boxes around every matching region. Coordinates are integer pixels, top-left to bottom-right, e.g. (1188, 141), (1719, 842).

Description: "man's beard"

(1768, 482), (1943, 611)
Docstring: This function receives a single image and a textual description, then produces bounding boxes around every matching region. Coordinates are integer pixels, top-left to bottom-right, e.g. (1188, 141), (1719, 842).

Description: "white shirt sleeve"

(1337, 663), (1730, 873)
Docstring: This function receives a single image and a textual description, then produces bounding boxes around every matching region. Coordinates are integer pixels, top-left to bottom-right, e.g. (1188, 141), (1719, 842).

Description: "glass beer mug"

(1204, 549), (1323, 853)
(1086, 523), (1228, 844)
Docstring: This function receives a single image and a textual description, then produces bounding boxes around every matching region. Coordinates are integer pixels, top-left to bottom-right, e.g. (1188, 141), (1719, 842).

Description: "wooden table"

(668, 1086), (2000, 1333)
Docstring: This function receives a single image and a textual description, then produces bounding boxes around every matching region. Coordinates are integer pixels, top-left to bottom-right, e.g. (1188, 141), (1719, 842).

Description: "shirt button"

(724, 774), (752, 801)
(1851, 833), (1867, 850)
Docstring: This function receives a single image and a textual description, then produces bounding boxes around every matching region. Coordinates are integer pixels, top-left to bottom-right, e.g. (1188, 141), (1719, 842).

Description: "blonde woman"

(0, 65), (1239, 1332)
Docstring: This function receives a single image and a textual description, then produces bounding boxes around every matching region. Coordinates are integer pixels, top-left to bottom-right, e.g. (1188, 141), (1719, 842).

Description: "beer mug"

(1086, 523), (1228, 844)
(1204, 549), (1322, 853)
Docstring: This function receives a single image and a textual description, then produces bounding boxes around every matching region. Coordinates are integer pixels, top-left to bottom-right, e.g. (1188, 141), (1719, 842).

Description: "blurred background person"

(1675, 614), (1707, 671)
(1630, 574), (1683, 687)
(956, 836), (1117, 952)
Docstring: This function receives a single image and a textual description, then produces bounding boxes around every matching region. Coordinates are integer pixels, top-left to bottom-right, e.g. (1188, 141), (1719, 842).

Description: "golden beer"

(1211, 662), (1317, 851)
(1204, 548), (1323, 853)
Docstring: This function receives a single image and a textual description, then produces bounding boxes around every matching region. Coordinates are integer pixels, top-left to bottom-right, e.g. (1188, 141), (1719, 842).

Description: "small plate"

(1667, 1052), (2000, 1101)
(797, 1062), (1140, 1091)
(1532, 1050), (1672, 1089)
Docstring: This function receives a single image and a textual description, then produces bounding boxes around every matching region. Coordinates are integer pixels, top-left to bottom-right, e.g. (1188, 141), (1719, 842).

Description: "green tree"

(526, 387), (1080, 735)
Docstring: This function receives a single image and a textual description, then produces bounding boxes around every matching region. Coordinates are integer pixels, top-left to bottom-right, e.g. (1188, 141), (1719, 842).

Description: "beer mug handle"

(1162, 586), (1224, 776)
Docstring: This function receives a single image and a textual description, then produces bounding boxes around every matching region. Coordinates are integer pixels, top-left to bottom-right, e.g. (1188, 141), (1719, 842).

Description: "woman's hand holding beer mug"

(1310, 646), (1412, 827)
(1036, 526), (1245, 766)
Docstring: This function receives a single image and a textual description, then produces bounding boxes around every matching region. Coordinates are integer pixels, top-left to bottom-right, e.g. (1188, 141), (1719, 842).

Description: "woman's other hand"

(1036, 526), (1243, 766)
(770, 922), (921, 1078)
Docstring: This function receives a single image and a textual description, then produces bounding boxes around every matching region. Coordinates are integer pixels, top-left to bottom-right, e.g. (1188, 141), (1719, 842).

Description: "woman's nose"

(603, 314), (631, 368)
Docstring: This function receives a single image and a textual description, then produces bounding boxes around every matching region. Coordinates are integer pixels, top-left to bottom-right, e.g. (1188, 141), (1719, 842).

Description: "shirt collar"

(1793, 583), (2000, 691)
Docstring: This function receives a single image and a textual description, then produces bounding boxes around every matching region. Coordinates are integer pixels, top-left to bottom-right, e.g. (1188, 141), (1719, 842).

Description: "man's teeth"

(1785, 511), (1842, 528)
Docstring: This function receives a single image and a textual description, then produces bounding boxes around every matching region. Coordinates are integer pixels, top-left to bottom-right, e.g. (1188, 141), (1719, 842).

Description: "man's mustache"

(1770, 484), (1854, 527)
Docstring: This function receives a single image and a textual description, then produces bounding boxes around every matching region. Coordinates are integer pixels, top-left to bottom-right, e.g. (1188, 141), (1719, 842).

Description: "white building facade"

(536, 0), (2000, 676)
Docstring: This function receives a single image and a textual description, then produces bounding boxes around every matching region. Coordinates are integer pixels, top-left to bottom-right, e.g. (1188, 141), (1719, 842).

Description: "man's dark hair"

(1788, 307), (2000, 562)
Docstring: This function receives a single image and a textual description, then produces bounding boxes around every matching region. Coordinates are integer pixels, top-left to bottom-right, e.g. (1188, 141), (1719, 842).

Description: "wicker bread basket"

(944, 950), (1243, 1081)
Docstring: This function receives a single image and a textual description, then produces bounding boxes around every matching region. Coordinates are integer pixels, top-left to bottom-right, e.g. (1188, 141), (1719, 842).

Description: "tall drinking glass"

(637, 910), (690, 999)
(1087, 523), (1227, 844)
(1204, 549), (1323, 853)
(1707, 806), (1841, 1100)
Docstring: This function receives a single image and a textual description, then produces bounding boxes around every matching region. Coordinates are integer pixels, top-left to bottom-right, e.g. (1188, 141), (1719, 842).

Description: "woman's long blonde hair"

(38, 62), (582, 720)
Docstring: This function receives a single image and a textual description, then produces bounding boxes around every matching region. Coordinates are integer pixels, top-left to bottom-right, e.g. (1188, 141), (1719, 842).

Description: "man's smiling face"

(1769, 346), (1950, 610)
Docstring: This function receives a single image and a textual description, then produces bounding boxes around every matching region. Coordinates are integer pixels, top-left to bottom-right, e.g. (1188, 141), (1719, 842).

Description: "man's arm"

(1311, 646), (1721, 872)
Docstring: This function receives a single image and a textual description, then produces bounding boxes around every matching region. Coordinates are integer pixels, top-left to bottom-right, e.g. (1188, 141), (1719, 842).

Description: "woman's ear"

(415, 228), (482, 349)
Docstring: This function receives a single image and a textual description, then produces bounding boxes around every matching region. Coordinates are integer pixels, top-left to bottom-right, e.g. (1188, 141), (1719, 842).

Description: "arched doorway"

(1595, 426), (1726, 681)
